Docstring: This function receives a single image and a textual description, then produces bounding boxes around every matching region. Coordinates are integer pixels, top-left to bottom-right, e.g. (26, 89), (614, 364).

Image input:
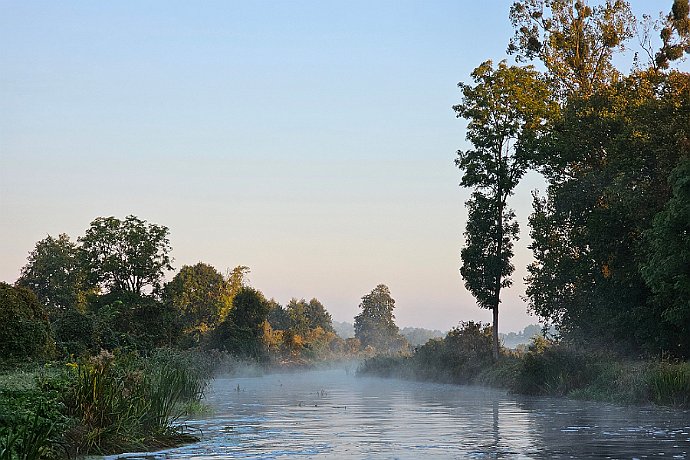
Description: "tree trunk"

(492, 304), (499, 360)
(493, 167), (504, 361)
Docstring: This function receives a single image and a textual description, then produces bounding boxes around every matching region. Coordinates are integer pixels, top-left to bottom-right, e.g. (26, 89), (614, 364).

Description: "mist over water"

(107, 369), (689, 459)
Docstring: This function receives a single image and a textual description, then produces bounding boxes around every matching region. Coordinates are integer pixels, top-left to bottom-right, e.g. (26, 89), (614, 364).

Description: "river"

(107, 368), (689, 459)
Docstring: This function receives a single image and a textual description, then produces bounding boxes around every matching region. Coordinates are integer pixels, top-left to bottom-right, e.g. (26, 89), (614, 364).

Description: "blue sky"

(0, 1), (683, 331)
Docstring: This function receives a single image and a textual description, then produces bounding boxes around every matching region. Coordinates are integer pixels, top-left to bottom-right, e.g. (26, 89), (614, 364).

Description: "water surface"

(107, 368), (690, 459)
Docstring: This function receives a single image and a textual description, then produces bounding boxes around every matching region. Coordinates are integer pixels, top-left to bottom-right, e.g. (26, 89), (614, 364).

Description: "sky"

(0, 1), (683, 332)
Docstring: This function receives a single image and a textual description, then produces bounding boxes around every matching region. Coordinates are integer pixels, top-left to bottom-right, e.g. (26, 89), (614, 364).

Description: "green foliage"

(63, 350), (208, 454)
(209, 287), (270, 359)
(413, 322), (494, 383)
(266, 300), (290, 330)
(0, 283), (54, 363)
(647, 361), (690, 406)
(284, 298), (334, 335)
(461, 192), (519, 309)
(512, 340), (600, 396)
(16, 234), (91, 314)
(0, 367), (70, 460)
(88, 291), (181, 352)
(79, 215), (173, 295)
(353, 285), (407, 354)
(455, 59), (555, 358)
(641, 159), (690, 357)
(219, 265), (251, 321)
(508, 0), (635, 96)
(400, 327), (444, 347)
(163, 262), (225, 341)
(52, 309), (97, 358)
(359, 322), (494, 384)
(525, 71), (690, 357)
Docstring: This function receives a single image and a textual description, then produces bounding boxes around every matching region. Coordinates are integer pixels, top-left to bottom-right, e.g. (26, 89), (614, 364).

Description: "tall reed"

(648, 362), (690, 406)
(66, 350), (209, 454)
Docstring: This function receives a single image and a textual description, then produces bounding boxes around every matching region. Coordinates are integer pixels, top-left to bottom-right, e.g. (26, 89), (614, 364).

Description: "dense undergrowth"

(0, 349), (220, 460)
(358, 322), (690, 408)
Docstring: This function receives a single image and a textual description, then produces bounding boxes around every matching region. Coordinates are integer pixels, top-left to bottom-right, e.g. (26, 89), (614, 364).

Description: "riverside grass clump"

(64, 350), (210, 455)
(0, 349), (215, 460)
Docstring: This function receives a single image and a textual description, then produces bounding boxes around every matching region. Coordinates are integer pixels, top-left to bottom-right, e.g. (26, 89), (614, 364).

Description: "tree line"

(456, 0), (690, 359)
(2, 215), (409, 364)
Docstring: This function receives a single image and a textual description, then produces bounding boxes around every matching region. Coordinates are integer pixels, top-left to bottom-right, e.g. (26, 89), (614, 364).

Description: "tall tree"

(454, 60), (555, 359)
(525, 69), (690, 356)
(79, 215), (173, 295)
(354, 284), (406, 353)
(17, 233), (91, 313)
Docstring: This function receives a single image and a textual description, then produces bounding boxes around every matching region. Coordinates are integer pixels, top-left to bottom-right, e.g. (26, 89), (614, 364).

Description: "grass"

(0, 349), (216, 459)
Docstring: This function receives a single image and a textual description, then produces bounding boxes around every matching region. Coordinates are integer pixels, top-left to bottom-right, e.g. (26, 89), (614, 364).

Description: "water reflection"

(106, 369), (690, 459)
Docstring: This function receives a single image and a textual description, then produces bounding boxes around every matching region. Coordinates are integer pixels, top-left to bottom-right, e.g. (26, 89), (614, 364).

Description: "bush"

(52, 309), (96, 358)
(412, 321), (494, 383)
(512, 339), (601, 395)
(0, 283), (54, 363)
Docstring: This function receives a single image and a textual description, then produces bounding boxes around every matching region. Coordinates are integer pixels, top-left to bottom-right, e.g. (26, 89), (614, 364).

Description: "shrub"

(412, 321), (494, 383)
(0, 283), (54, 363)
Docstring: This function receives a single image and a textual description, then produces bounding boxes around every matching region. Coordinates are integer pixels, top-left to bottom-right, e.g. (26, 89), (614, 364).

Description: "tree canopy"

(79, 215), (173, 295)
(16, 233), (90, 313)
(354, 284), (407, 353)
(163, 262), (226, 336)
(455, 60), (555, 358)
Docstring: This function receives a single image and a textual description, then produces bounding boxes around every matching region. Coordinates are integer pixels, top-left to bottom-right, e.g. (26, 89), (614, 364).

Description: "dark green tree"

(0, 283), (54, 362)
(211, 287), (270, 359)
(454, 60), (555, 358)
(267, 299), (290, 330)
(305, 298), (334, 333)
(286, 298), (311, 335)
(16, 233), (91, 314)
(88, 290), (181, 351)
(163, 262), (225, 337)
(285, 297), (334, 335)
(641, 159), (690, 356)
(79, 215), (173, 295)
(525, 69), (690, 356)
(354, 284), (406, 353)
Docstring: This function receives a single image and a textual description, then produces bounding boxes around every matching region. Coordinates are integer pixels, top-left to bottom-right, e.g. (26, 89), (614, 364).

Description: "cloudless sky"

(0, 1), (683, 332)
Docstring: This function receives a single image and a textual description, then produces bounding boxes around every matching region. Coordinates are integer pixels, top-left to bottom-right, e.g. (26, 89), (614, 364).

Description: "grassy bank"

(358, 324), (690, 408)
(0, 349), (219, 459)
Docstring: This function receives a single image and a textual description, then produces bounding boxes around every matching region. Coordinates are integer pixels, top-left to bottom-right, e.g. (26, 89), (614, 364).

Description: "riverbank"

(0, 349), (218, 459)
(357, 328), (690, 408)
